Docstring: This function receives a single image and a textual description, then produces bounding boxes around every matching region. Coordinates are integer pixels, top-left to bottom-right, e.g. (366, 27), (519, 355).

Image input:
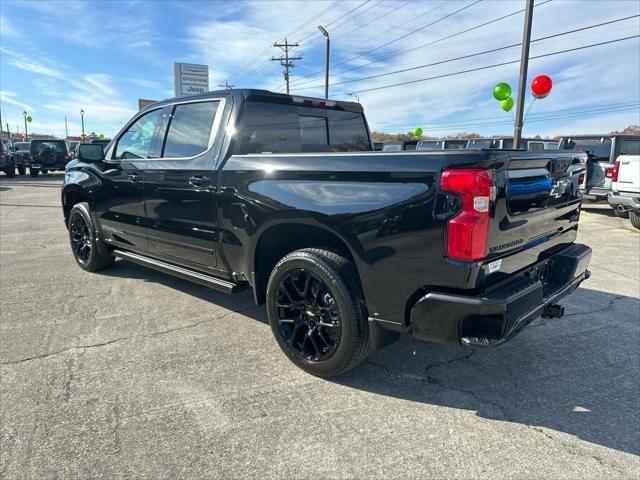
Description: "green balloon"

(278, 134), (287, 141)
(26, 115), (33, 123)
(500, 97), (514, 112)
(413, 127), (423, 137)
(493, 82), (512, 101)
(99, 133), (105, 139)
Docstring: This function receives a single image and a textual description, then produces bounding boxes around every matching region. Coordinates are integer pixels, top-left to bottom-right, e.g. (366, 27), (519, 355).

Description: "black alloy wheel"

(266, 248), (371, 377)
(69, 210), (93, 265)
(275, 268), (342, 362)
(67, 202), (114, 272)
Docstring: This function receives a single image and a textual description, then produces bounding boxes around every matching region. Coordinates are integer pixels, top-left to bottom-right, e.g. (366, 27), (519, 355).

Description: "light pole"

(513, 0), (534, 148)
(318, 25), (330, 99)
(23, 111), (28, 140)
(80, 109), (85, 139)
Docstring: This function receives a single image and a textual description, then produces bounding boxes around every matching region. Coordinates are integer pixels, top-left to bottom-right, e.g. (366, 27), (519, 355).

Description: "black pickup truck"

(62, 89), (591, 377)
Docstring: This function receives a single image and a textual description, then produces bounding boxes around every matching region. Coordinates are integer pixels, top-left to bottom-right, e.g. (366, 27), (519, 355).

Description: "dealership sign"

(174, 62), (209, 96)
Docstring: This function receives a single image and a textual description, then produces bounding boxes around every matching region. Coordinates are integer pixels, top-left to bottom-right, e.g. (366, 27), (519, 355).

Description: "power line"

(293, 14), (640, 91)
(329, 0), (482, 72)
(327, 0), (385, 34)
(371, 102), (640, 131)
(334, 0), (411, 39)
(232, 0), (342, 81)
(297, 0), (373, 44)
(332, 0), (552, 77)
(346, 34), (640, 95)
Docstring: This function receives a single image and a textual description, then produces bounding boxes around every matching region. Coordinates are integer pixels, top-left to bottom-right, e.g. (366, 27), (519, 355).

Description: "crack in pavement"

(0, 304), (260, 365)
(533, 427), (625, 475)
(366, 351), (509, 418)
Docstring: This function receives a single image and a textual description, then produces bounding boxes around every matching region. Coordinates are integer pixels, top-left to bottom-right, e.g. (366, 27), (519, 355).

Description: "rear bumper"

(583, 187), (610, 201)
(608, 191), (640, 211)
(410, 243), (591, 348)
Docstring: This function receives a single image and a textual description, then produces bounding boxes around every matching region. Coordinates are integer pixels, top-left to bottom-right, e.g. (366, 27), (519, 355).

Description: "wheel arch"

(250, 219), (365, 305)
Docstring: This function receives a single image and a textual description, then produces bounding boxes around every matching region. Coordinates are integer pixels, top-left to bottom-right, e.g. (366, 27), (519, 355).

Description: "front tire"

(5, 163), (15, 177)
(17, 164), (25, 175)
(68, 202), (114, 272)
(613, 207), (629, 219)
(630, 211), (640, 230)
(266, 248), (370, 377)
(29, 168), (39, 177)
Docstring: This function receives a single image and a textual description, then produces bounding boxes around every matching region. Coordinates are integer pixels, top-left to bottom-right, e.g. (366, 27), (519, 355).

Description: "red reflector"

(440, 168), (492, 262)
(612, 160), (620, 183)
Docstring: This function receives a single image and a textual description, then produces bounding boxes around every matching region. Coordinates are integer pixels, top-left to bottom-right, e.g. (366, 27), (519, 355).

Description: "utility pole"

(318, 26), (330, 99)
(218, 81), (234, 90)
(23, 111), (28, 141)
(513, 0), (534, 148)
(80, 109), (85, 139)
(65, 116), (69, 139)
(271, 38), (302, 94)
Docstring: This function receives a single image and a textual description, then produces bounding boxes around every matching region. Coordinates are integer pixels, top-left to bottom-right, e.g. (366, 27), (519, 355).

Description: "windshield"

(416, 141), (441, 150)
(444, 140), (467, 149)
(31, 140), (68, 154)
(14, 142), (30, 150)
(559, 137), (612, 159)
(382, 143), (402, 152)
(467, 139), (492, 149)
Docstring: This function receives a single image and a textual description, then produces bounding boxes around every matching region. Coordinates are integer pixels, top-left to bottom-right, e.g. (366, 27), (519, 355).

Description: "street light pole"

(318, 25), (330, 99)
(513, 0), (534, 148)
(23, 111), (28, 140)
(80, 109), (85, 139)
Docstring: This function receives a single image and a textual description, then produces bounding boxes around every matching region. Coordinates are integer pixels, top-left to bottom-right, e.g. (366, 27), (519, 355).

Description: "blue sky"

(1, 0), (639, 139)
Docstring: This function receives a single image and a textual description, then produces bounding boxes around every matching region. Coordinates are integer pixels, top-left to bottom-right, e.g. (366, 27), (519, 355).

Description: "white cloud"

(0, 90), (32, 111)
(0, 15), (22, 38)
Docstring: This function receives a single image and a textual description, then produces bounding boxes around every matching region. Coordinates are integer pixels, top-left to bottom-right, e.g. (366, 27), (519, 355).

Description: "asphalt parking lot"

(1, 174), (639, 479)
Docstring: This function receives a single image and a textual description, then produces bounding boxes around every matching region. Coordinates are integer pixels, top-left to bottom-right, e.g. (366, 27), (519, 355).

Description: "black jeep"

(29, 140), (70, 177)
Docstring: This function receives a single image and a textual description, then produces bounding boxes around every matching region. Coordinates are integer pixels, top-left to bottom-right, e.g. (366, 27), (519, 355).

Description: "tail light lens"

(605, 165), (614, 178)
(64, 155), (69, 160)
(0, 152), (5, 159)
(612, 160), (620, 182)
(440, 168), (492, 262)
(578, 171), (586, 187)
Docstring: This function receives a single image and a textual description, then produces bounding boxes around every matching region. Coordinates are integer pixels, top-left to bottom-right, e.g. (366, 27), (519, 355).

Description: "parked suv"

(29, 139), (70, 177)
(62, 89), (591, 377)
(558, 135), (640, 203)
(12, 142), (31, 175)
(0, 140), (16, 177)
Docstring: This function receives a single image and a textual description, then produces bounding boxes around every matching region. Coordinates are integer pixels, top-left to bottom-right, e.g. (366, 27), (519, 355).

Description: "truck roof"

(145, 89), (364, 114)
(560, 134), (640, 139)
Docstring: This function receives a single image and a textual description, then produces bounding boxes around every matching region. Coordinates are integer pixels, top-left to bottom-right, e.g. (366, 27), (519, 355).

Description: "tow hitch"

(542, 303), (565, 319)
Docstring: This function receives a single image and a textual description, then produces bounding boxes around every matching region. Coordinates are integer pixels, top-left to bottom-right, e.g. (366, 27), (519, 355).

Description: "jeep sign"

(173, 62), (209, 96)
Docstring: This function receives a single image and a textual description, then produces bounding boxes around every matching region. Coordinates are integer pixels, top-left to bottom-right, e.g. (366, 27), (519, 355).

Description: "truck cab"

(558, 134), (640, 201)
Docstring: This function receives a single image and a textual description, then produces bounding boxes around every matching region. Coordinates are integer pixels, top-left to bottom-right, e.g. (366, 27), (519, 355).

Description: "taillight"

(64, 155), (69, 160)
(578, 171), (586, 187)
(440, 168), (492, 262)
(612, 160), (621, 183)
(605, 166), (614, 178)
(0, 152), (5, 159)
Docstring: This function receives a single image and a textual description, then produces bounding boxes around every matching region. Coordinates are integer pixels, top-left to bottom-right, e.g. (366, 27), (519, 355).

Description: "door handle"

(128, 172), (143, 182)
(189, 175), (211, 187)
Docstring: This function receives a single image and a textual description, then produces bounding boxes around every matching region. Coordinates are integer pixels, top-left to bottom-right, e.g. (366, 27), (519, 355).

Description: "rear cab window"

(560, 137), (612, 161)
(234, 99), (370, 154)
(619, 138), (640, 155)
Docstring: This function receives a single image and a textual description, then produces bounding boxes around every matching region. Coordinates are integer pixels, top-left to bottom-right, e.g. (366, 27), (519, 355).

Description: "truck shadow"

(337, 287), (639, 457)
(99, 262), (639, 457)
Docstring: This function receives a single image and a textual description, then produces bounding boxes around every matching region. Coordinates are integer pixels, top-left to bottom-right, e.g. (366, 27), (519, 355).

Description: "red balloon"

(531, 74), (552, 99)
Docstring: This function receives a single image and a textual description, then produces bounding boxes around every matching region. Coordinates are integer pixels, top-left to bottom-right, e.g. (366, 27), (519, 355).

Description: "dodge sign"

(174, 62), (209, 96)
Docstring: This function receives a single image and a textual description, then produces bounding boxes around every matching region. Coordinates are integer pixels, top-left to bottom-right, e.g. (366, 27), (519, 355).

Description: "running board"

(112, 250), (242, 294)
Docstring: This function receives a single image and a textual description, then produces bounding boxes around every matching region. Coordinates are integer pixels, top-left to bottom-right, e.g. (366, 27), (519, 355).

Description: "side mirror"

(77, 143), (105, 162)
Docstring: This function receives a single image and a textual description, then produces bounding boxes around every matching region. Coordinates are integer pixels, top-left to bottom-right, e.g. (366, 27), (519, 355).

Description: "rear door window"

(162, 101), (220, 158)
(31, 141), (67, 154)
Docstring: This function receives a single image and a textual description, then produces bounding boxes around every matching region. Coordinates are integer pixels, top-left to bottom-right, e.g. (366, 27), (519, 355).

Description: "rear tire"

(68, 202), (114, 272)
(29, 168), (39, 178)
(630, 211), (640, 230)
(266, 248), (370, 378)
(5, 165), (15, 178)
(17, 164), (25, 175)
(613, 207), (629, 219)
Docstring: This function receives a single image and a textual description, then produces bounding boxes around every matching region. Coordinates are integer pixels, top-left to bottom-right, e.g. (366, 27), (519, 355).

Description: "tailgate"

(487, 151), (585, 259)
(613, 155), (640, 193)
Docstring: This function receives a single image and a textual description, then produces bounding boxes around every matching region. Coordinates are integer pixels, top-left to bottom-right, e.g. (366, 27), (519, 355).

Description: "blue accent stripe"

(523, 235), (549, 249)
(508, 178), (552, 196)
